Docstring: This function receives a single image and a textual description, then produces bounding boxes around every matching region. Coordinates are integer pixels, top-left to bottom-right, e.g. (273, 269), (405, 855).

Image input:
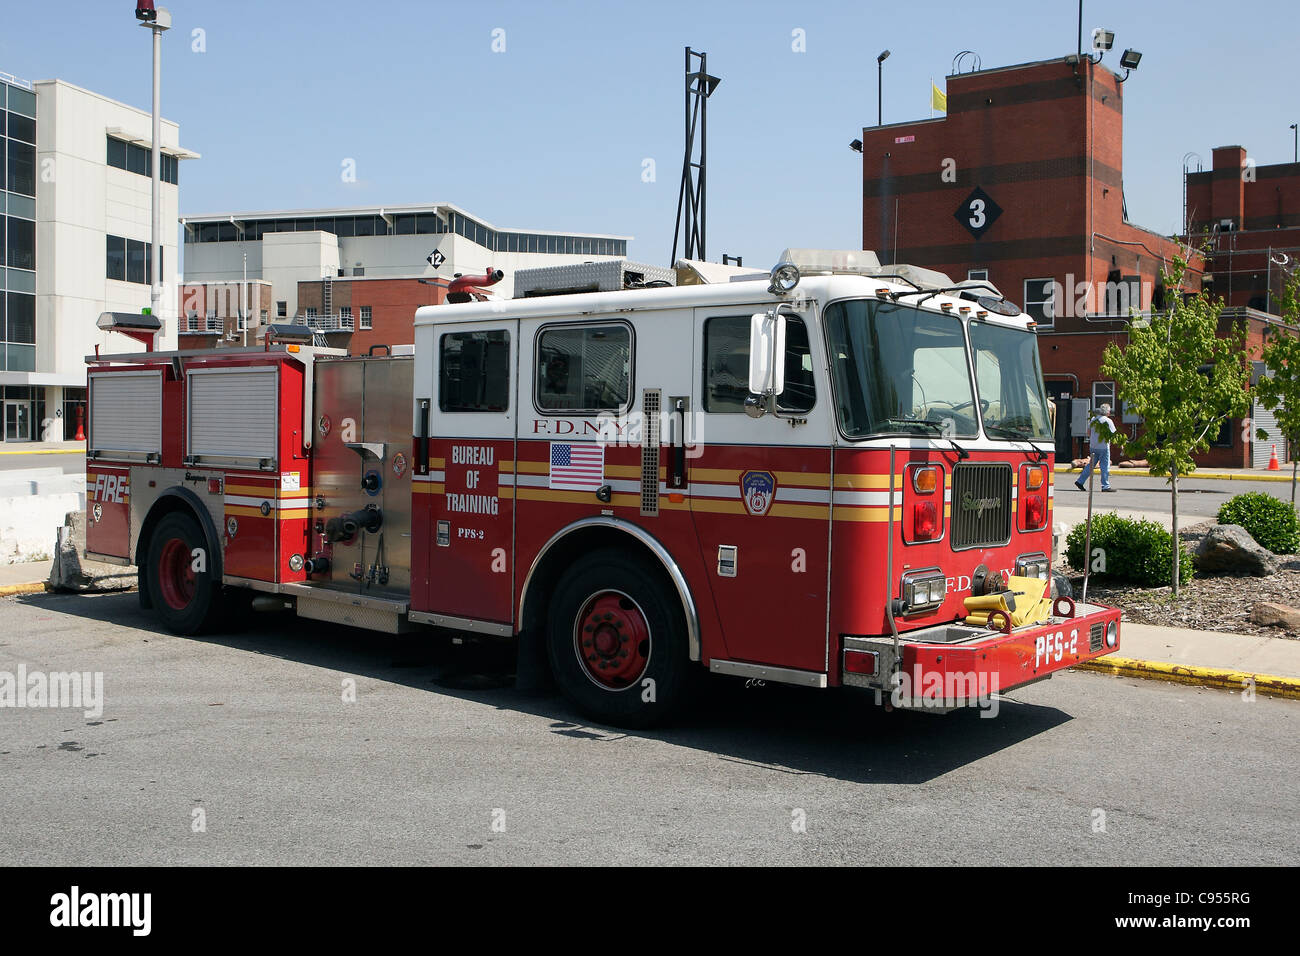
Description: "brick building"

(1185, 145), (1300, 313)
(294, 276), (446, 353)
(858, 55), (1294, 467)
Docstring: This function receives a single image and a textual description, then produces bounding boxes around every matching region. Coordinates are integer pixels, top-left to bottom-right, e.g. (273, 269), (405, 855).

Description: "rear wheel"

(546, 549), (692, 728)
(146, 511), (219, 634)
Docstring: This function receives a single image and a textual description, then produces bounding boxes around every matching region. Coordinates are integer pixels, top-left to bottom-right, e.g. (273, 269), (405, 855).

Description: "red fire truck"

(84, 251), (1120, 726)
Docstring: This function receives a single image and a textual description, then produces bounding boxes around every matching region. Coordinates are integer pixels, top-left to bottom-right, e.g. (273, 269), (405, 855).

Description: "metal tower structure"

(671, 47), (721, 265)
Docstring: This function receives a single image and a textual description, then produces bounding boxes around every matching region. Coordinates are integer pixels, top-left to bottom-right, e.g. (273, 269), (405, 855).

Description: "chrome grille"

(951, 463), (1012, 550)
(1089, 623), (1104, 652)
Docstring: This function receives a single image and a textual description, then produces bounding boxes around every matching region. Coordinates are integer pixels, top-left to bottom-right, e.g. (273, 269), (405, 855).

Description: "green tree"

(1254, 270), (1300, 505)
(1100, 256), (1252, 595)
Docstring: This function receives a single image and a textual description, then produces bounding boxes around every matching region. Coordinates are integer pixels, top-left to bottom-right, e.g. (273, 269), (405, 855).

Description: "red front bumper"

(897, 601), (1122, 703)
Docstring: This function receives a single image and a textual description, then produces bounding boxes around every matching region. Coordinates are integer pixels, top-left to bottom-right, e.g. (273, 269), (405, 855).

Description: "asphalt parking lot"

(2, 589), (1297, 866)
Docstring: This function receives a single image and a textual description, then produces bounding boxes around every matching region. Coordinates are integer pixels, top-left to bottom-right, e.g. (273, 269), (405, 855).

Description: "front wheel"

(146, 511), (220, 634)
(546, 549), (693, 728)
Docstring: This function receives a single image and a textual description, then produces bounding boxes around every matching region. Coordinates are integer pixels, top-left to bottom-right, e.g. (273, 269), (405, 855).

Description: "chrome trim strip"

(222, 574), (282, 594)
(279, 582), (408, 613)
(407, 610), (513, 636)
(709, 659), (828, 688)
(518, 516), (702, 661)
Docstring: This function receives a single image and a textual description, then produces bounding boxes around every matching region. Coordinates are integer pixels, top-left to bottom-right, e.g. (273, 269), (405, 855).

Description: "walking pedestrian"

(1076, 403), (1116, 492)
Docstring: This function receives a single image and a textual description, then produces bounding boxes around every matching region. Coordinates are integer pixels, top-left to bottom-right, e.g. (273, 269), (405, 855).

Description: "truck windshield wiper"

(873, 418), (970, 459)
(985, 424), (1049, 462)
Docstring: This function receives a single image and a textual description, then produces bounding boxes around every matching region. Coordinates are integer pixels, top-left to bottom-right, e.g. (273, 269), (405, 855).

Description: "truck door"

(421, 320), (518, 625)
(688, 307), (833, 673)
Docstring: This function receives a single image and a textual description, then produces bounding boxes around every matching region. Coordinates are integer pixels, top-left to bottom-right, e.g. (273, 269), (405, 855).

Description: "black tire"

(546, 549), (692, 728)
(145, 511), (221, 635)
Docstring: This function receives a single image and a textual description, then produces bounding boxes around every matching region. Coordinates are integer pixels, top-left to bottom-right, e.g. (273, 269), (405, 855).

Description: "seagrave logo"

(50, 886), (151, 936)
(0, 665), (103, 718)
(960, 491), (1001, 517)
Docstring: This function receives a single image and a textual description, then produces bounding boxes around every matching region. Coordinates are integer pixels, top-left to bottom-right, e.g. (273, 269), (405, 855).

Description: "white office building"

(0, 71), (196, 442)
(180, 203), (631, 323)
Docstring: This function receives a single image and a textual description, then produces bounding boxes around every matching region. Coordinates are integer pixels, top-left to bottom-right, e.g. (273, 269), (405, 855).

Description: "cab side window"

(703, 315), (815, 413)
(440, 330), (510, 412)
(535, 324), (632, 412)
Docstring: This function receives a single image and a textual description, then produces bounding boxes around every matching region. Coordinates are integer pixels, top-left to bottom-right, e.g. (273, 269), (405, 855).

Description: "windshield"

(825, 299), (979, 439)
(968, 320), (1053, 441)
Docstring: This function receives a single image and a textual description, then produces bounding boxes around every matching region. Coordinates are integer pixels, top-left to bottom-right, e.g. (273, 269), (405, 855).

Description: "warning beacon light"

(98, 311), (161, 349)
(135, 0), (157, 21)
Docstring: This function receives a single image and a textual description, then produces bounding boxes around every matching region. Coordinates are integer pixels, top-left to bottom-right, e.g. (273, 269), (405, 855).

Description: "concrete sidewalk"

(0, 558), (52, 594)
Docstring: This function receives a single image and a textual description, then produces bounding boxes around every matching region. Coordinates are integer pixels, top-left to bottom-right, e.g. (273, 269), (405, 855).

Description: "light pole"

(1291, 123), (1298, 163)
(877, 50), (890, 126)
(136, 3), (170, 329)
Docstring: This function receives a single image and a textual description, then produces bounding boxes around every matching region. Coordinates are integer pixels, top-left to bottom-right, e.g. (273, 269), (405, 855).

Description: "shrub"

(1065, 512), (1194, 587)
(1216, 492), (1300, 554)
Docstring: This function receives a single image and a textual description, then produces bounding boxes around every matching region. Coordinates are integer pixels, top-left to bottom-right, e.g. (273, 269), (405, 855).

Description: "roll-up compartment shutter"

(89, 370), (162, 456)
(187, 366), (279, 463)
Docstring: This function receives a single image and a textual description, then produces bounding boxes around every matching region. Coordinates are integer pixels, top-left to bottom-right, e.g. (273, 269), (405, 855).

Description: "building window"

(6, 216), (35, 271)
(6, 291), (36, 343)
(305, 307), (317, 318)
(186, 313), (199, 332)
(353, 267), (364, 277)
(105, 137), (177, 185)
(359, 306), (372, 330)
(261, 310), (268, 323)
(340, 306), (352, 330)
(6, 140), (36, 196)
(277, 301), (287, 318)
(535, 324), (633, 413)
(439, 330), (511, 412)
(7, 112), (36, 144)
(105, 235), (126, 281)
(105, 234), (160, 285)
(1023, 278), (1057, 328)
(968, 268), (989, 282)
(1091, 381), (1115, 412)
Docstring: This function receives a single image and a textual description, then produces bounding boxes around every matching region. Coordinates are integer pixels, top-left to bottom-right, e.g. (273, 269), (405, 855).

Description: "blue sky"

(3, 0), (1296, 271)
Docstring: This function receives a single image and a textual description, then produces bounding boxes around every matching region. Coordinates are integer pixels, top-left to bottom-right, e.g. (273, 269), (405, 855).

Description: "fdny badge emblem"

(392, 452), (408, 477)
(740, 470), (776, 516)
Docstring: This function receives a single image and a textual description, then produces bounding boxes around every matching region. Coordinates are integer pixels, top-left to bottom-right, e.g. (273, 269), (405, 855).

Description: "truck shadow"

(25, 590), (1073, 785)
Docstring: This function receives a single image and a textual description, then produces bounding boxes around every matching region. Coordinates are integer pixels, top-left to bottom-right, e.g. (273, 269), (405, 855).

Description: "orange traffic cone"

(1269, 444), (1280, 470)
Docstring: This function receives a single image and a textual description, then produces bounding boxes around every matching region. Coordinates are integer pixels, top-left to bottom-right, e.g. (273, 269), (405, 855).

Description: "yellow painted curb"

(1075, 655), (1300, 699)
(1053, 464), (1294, 482)
(0, 582), (50, 597)
(0, 448), (83, 456)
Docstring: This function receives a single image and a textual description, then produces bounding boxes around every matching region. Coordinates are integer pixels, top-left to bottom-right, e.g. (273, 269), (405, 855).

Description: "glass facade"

(2, 77), (37, 376)
(186, 209), (628, 258)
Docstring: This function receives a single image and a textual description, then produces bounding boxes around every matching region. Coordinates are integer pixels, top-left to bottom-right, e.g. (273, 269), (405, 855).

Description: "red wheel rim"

(157, 537), (197, 610)
(573, 590), (651, 689)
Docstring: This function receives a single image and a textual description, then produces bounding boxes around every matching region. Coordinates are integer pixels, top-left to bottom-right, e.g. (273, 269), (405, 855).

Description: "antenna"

(670, 47), (721, 265)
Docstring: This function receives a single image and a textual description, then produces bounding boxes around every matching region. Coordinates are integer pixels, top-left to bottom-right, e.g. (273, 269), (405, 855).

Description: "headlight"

(901, 570), (946, 614)
(1106, 620), (1118, 648)
(1015, 553), (1049, 580)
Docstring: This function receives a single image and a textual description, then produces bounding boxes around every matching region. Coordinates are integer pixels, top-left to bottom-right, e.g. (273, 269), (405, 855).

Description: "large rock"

(46, 510), (136, 592)
(1250, 602), (1300, 630)
(1194, 524), (1279, 577)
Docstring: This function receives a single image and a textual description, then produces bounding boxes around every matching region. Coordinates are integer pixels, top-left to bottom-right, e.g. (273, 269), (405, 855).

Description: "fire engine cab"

(84, 250), (1120, 727)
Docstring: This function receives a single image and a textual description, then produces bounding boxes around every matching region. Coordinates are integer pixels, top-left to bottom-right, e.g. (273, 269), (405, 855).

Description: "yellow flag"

(931, 83), (947, 112)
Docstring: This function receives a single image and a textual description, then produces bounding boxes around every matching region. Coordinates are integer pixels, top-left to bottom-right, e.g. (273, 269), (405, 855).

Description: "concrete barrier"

(0, 469), (86, 564)
(47, 510), (136, 592)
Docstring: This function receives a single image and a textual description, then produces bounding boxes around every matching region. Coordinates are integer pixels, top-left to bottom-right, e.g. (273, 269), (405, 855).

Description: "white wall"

(261, 231), (338, 319)
(33, 79), (185, 382)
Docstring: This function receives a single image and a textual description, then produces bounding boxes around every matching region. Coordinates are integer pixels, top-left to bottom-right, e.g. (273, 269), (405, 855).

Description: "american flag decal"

(549, 442), (605, 491)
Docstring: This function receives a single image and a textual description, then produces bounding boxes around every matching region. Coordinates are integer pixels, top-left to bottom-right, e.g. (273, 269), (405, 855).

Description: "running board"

(282, 582), (413, 634)
(709, 659), (828, 688)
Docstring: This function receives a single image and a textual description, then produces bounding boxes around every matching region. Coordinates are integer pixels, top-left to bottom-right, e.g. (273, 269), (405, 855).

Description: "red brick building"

(1186, 145), (1300, 312)
(294, 276), (447, 353)
(858, 55), (1294, 467)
